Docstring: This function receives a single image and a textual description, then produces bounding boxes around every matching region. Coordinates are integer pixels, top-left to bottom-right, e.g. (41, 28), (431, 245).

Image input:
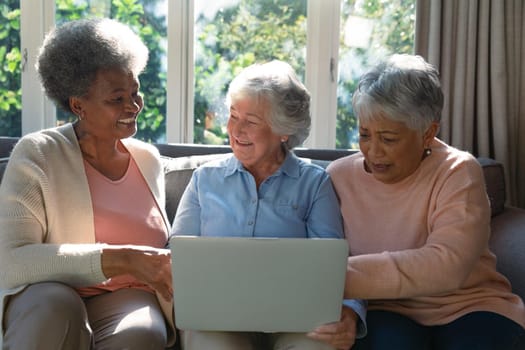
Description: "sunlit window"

(1, 0), (415, 149)
(55, 0), (168, 143)
(193, 0), (307, 145)
(336, 0), (415, 149)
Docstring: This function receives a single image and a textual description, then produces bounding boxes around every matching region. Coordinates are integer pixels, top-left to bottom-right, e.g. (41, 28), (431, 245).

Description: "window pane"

(0, 0), (21, 137)
(193, 0), (307, 145)
(336, 0), (415, 149)
(55, 0), (167, 143)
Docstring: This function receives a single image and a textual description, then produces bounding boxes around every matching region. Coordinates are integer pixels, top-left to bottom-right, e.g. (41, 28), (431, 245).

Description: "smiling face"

(358, 117), (437, 184)
(227, 96), (285, 174)
(71, 68), (143, 141)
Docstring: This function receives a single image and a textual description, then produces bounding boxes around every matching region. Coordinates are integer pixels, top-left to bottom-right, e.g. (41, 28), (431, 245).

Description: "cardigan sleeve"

(0, 134), (107, 290)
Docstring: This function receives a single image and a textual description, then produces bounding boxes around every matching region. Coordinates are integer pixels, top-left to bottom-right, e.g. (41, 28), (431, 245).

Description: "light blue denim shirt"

(172, 152), (342, 238)
(170, 152), (367, 337)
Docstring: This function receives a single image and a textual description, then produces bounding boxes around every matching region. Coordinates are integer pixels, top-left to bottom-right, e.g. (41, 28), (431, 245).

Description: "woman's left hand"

(307, 305), (357, 350)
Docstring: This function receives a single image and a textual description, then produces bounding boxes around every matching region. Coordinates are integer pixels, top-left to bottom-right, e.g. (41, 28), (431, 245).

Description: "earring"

(424, 148), (432, 156)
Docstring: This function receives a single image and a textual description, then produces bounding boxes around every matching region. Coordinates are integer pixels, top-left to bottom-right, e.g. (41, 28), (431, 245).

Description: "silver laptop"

(169, 235), (348, 333)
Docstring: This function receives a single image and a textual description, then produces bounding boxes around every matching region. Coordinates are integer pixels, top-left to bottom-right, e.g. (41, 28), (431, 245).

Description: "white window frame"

(166, 0), (193, 143)
(305, 0), (340, 148)
(20, 0), (341, 148)
(20, 0), (56, 135)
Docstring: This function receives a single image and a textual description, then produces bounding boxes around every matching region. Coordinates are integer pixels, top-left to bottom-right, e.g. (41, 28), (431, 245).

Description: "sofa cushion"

(300, 158), (332, 169)
(165, 168), (195, 224)
(489, 206), (525, 300)
(162, 154), (229, 223)
(161, 154), (229, 173)
(477, 157), (505, 217)
(0, 157), (9, 183)
(0, 136), (18, 158)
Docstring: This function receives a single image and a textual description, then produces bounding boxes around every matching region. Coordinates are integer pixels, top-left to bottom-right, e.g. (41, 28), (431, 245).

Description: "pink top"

(77, 154), (168, 297)
(327, 138), (525, 328)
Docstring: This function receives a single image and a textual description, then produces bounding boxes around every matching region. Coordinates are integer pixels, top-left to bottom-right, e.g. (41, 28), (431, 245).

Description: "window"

(4, 0), (415, 149)
(192, 0), (307, 145)
(55, 0), (168, 143)
(337, 0), (416, 148)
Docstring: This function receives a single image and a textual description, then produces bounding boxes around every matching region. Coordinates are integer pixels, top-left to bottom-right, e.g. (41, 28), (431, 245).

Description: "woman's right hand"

(307, 305), (357, 350)
(101, 246), (172, 301)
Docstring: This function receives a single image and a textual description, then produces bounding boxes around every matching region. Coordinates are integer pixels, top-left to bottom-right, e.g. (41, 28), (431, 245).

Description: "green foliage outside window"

(194, 0), (415, 148)
(0, 0), (166, 142)
(336, 0), (415, 149)
(55, 0), (167, 143)
(193, 0), (307, 145)
(0, 0), (21, 137)
(0, 0), (414, 146)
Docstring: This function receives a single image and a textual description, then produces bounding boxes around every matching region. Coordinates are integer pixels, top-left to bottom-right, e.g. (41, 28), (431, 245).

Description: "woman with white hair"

(172, 60), (366, 350)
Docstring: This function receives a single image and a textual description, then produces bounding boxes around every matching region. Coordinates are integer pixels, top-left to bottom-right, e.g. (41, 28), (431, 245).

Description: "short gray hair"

(352, 54), (444, 134)
(36, 18), (149, 114)
(226, 60), (311, 149)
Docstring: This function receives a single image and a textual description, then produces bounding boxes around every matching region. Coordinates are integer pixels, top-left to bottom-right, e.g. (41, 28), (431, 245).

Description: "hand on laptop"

(307, 305), (357, 350)
(101, 246), (173, 301)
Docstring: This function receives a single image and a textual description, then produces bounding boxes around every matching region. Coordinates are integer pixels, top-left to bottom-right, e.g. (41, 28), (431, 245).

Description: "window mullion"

(166, 0), (194, 143)
(20, 0), (56, 135)
(305, 0), (340, 149)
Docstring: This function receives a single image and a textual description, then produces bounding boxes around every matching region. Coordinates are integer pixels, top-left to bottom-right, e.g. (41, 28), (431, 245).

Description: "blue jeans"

(353, 310), (524, 350)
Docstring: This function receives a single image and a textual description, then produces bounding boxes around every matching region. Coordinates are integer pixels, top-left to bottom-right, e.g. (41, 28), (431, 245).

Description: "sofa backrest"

(0, 157), (8, 183)
(0, 137), (19, 158)
(154, 143), (358, 161)
(477, 157), (506, 216)
(0, 140), (508, 220)
(162, 154), (230, 223)
(160, 149), (506, 223)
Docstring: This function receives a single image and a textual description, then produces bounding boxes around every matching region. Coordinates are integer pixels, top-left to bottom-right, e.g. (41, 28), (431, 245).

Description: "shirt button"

(248, 220), (254, 225)
(252, 199), (257, 204)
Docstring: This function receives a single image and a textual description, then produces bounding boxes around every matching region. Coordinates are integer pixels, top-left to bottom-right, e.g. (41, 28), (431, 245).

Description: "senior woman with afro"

(0, 18), (174, 349)
(324, 54), (525, 349)
(171, 60), (367, 350)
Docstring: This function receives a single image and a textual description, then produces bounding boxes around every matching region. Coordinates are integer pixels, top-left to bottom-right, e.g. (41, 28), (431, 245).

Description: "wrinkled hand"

(102, 246), (172, 301)
(307, 305), (357, 350)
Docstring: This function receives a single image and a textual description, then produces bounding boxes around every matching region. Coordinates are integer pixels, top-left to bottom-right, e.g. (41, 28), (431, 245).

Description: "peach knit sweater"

(327, 138), (525, 329)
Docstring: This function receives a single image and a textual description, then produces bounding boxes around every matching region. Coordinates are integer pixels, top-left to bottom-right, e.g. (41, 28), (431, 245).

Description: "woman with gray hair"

(326, 54), (525, 349)
(0, 18), (174, 349)
(171, 60), (366, 350)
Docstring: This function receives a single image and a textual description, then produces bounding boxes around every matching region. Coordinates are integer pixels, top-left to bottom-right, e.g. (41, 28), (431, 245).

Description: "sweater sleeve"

(0, 135), (107, 290)
(336, 154), (492, 300)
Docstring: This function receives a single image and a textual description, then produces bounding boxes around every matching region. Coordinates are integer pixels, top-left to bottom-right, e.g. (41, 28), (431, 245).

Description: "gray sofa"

(1, 137), (524, 309)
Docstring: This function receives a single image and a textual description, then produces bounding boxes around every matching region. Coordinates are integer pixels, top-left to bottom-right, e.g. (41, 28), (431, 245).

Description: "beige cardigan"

(0, 124), (175, 346)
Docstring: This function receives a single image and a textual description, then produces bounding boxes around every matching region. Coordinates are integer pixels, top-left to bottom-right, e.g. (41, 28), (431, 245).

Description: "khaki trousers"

(3, 282), (168, 350)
